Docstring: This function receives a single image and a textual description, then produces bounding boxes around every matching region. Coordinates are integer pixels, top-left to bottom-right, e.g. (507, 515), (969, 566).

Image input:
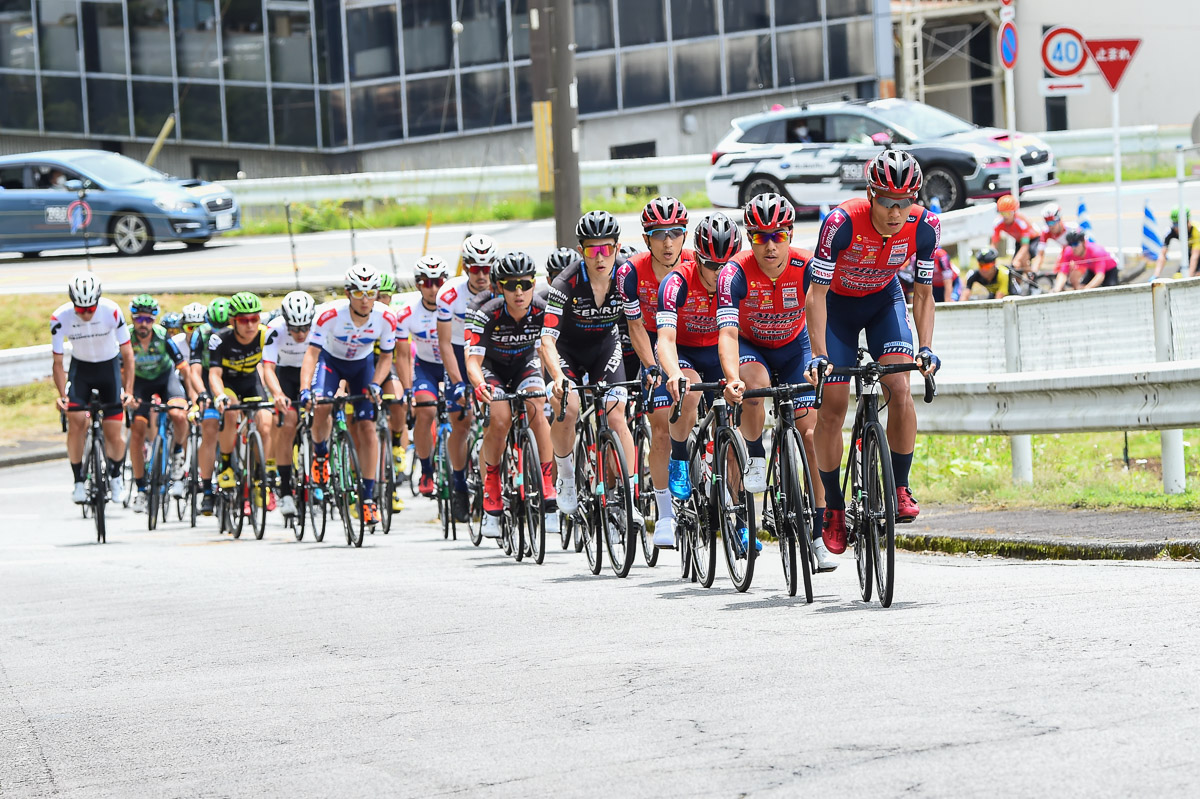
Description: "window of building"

(191, 157), (239, 181)
(132, 80), (176, 138)
(722, 0), (768, 33)
(175, 0), (220, 79)
(0, 1), (35, 69)
(828, 20), (874, 80)
(81, 2), (127, 74)
(670, 0), (716, 41)
(313, 0), (342, 83)
(320, 87), (347, 147)
(511, 0), (529, 59)
(87, 77), (130, 136)
(0, 74), (39, 130)
(576, 53), (616, 114)
(574, 0), (613, 52)
(406, 74), (457, 137)
(621, 46), (668, 108)
(226, 85), (270, 144)
(774, 0), (819, 26)
(347, 4), (398, 80)
(776, 25), (823, 87)
(178, 81), (222, 141)
(726, 33), (772, 94)
(617, 0), (663, 47)
(674, 39), (720, 102)
(268, 9), (313, 83)
(514, 64), (532, 123)
(461, 68), (512, 130)
(223, 0), (266, 82)
(38, 0), (79, 71)
(273, 87), (317, 146)
(129, 0), (173, 76)
(458, 0), (507, 67)
(402, 0), (451, 74)
(351, 81), (403, 144)
(827, 0), (872, 19)
(41, 75), (84, 133)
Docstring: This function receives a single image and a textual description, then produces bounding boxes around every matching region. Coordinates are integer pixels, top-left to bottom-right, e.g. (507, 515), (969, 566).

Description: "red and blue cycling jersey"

(809, 198), (941, 297)
(617, 249), (697, 335)
(716, 247), (811, 348)
(656, 260), (719, 348)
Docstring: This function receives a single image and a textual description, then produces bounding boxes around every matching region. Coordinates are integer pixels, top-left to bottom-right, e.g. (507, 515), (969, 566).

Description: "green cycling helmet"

(207, 297), (231, 327)
(379, 272), (397, 294)
(1171, 206), (1190, 224)
(129, 293), (159, 316)
(229, 291), (263, 316)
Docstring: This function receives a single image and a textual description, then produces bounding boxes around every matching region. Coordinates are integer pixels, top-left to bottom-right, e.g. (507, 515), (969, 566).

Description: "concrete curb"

(897, 533), (1200, 561)
(0, 448), (64, 469)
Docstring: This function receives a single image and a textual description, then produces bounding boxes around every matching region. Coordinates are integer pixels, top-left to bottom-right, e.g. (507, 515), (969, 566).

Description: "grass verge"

(0, 381), (61, 447)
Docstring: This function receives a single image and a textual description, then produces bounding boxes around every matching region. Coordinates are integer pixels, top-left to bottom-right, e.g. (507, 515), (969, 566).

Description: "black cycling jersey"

(208, 325), (267, 375)
(542, 259), (624, 343)
(466, 295), (545, 368)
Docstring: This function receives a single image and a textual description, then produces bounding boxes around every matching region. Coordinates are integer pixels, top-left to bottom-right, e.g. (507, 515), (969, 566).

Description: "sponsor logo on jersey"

(887, 242), (910, 266)
(440, 287), (458, 305)
(782, 287), (799, 309)
(316, 308), (338, 326)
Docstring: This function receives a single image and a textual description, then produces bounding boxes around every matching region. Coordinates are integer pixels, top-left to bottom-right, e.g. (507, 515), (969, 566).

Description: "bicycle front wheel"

(716, 428), (756, 593)
(188, 431), (200, 528)
(246, 431), (268, 541)
(686, 431), (716, 588)
(377, 428), (395, 535)
(90, 433), (107, 544)
(436, 437), (453, 541)
(341, 433), (366, 548)
(519, 430), (545, 565)
(598, 430), (635, 578)
(765, 447), (796, 597)
(147, 442), (163, 531)
(634, 418), (658, 567)
(575, 430), (602, 575)
(782, 427), (814, 603)
(863, 421), (896, 607)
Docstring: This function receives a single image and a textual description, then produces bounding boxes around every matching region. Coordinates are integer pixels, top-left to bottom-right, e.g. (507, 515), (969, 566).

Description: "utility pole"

(530, 0), (581, 246)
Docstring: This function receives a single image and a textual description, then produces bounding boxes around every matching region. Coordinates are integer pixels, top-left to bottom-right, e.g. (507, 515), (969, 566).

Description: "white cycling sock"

(655, 488), (674, 519)
(555, 453), (574, 481)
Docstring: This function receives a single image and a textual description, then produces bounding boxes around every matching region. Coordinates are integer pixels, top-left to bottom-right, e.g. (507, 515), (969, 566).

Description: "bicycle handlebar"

(813, 360), (936, 409)
(669, 378), (726, 424)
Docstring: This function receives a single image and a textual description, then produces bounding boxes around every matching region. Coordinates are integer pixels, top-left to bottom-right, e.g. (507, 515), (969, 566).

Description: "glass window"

(737, 118), (785, 144)
(617, 0), (663, 47)
(272, 87), (317, 147)
(178, 81), (222, 140)
(222, 0), (266, 82)
(314, 0), (342, 83)
(620, 47), (667, 107)
(726, 34), (772, 94)
(460, 68), (511, 130)
(269, 10), (313, 83)
(129, 1), (172, 76)
(458, 0), (506, 67)
(347, 4), (398, 80)
(0, 1), (35, 70)
(776, 25), (822, 86)
(574, 0), (612, 52)
(320, 87), (347, 147)
(722, 0), (768, 33)
(38, 0), (78, 71)
(576, 53), (615, 114)
(175, 0), (219, 79)
(350, 81), (403, 144)
(511, 0), (529, 59)
(786, 116), (826, 143)
(402, 0), (451, 74)
(774, 0), (819, 26)
(828, 20), (874, 80)
(81, 2), (126, 74)
(514, 64), (532, 123)
(674, 39), (720, 102)
(827, 0), (872, 19)
(406, 74), (457, 137)
(226, 85), (269, 144)
(670, 0), (715, 40)
(0, 73), (38, 130)
(191, 157), (239, 181)
(828, 113), (889, 144)
(41, 75), (83, 133)
(87, 77), (129, 136)
(132, 80), (176, 137)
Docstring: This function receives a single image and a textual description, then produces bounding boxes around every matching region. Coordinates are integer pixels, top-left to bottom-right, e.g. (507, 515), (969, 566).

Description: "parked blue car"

(0, 149), (240, 256)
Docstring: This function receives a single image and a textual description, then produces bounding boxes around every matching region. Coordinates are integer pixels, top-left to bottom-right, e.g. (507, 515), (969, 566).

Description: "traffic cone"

(928, 196), (943, 214)
(1077, 197), (1093, 234)
(1142, 202), (1162, 261)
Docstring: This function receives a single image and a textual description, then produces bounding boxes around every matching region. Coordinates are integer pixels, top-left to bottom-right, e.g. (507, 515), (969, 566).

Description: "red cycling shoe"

(896, 486), (920, 522)
(822, 508), (848, 555)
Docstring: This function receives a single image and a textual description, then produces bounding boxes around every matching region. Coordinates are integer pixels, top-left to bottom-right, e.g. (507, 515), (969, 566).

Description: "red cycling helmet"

(693, 213), (742, 264)
(743, 192), (795, 232)
(641, 196), (689, 230)
(866, 149), (923, 195)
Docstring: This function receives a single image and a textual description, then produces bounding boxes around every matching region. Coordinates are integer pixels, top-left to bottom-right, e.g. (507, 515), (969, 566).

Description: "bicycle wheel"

(343, 432), (366, 548)
(849, 430), (873, 604)
(863, 421), (897, 607)
(499, 439), (524, 562)
(634, 418), (658, 568)
(436, 437), (452, 541)
(597, 430), (635, 578)
(407, 443), (420, 497)
(464, 434), (485, 545)
(716, 427), (756, 593)
(575, 430), (601, 575)
(147, 442), (163, 531)
(246, 431), (268, 541)
(685, 431), (716, 588)
(290, 434), (307, 542)
(188, 431), (200, 527)
(374, 428), (392, 535)
(781, 428), (815, 602)
(231, 446), (246, 539)
(764, 447), (796, 597)
(90, 433), (107, 544)
(519, 430), (545, 565)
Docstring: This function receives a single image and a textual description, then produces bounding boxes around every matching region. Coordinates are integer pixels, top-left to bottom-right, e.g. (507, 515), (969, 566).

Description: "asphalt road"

(4, 179), (1198, 296)
(2, 458), (1198, 797)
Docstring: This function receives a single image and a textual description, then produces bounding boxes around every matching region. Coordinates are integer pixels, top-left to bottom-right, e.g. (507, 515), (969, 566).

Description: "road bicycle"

(65, 388), (112, 543)
(411, 394), (460, 541)
(280, 405), (322, 542)
(217, 396), (275, 541)
(814, 349), (936, 607)
(479, 388), (549, 564)
(627, 373), (659, 567)
(374, 394), (405, 535)
(142, 398), (178, 531)
(313, 396), (372, 547)
(184, 413), (202, 527)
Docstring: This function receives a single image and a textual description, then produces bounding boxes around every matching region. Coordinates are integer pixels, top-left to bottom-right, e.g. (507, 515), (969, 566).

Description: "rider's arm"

(434, 286), (462, 385)
(465, 352), (486, 393)
(52, 352), (68, 407)
(370, 309), (397, 387)
(262, 361), (285, 405)
(299, 344), (320, 394)
(119, 340), (135, 398)
(539, 280), (568, 388)
(655, 271), (687, 383)
(208, 365), (227, 403)
(804, 283), (830, 359)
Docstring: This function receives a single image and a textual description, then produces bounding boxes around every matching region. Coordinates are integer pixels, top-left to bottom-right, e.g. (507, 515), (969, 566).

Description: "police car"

(706, 98), (1056, 212)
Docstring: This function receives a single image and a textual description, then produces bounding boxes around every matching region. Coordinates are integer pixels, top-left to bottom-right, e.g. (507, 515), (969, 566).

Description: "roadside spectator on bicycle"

(1153, 206), (1200, 279)
(190, 297), (231, 515)
(1053, 229), (1120, 291)
(52, 272), (135, 505)
(965, 248), (1011, 299)
(466, 252), (556, 539)
(991, 194), (1037, 273)
(436, 234), (497, 523)
(300, 265), (398, 527)
(805, 149), (941, 555)
(126, 294), (190, 512)
(261, 290), (316, 519)
(397, 255), (449, 498)
(618, 196), (692, 549)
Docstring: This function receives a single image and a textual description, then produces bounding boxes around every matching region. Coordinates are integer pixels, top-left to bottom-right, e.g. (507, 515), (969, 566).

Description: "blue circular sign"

(999, 22), (1019, 70)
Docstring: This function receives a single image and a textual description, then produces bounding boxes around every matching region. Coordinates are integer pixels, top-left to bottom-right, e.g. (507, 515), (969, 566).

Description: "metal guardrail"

(0, 344), (62, 388)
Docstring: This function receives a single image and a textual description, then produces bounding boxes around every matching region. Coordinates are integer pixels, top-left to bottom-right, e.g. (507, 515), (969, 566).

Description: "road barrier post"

(284, 202), (300, 290)
(1003, 297), (1034, 484)
(1152, 280), (1186, 493)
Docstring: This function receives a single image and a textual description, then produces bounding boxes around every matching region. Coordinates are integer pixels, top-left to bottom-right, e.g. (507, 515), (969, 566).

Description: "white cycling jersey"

(50, 298), (130, 362)
(394, 297), (441, 364)
(436, 276), (489, 346)
(262, 315), (308, 368)
(308, 299), (397, 361)
(171, 331), (191, 363)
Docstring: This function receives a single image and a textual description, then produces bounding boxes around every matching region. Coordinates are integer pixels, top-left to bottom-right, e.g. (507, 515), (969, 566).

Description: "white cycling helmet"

(280, 290), (316, 326)
(68, 272), (102, 306)
(181, 302), (207, 325)
(344, 262), (381, 293)
(461, 234), (497, 267)
(414, 254), (449, 280)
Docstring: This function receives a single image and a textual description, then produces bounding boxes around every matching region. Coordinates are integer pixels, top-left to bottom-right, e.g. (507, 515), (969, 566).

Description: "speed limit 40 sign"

(1042, 26), (1087, 77)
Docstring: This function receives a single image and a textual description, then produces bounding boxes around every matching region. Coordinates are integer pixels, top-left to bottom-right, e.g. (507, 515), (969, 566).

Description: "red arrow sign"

(1084, 38), (1141, 91)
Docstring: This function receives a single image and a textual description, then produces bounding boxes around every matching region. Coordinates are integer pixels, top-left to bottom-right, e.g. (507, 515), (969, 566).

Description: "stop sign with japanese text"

(1084, 39), (1141, 91)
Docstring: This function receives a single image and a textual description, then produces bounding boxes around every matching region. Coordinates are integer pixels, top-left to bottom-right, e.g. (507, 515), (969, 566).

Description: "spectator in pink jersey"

(1052, 229), (1119, 292)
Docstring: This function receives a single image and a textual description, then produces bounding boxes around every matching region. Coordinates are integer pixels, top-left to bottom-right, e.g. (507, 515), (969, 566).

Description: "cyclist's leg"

(446, 344), (472, 494)
(64, 358), (92, 487)
(273, 366), (301, 499)
(759, 332), (825, 523)
(411, 359), (440, 479)
(309, 351), (338, 451)
(549, 347), (584, 461)
(338, 356), (379, 499)
(864, 279), (918, 495)
(814, 293), (866, 512)
(128, 378), (155, 490)
(479, 365), (512, 517)
(732, 340), (771, 461)
(514, 359), (554, 502)
(165, 370), (189, 447)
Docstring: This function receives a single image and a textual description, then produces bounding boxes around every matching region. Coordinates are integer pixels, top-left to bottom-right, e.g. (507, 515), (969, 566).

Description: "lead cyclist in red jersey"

(805, 149), (942, 556)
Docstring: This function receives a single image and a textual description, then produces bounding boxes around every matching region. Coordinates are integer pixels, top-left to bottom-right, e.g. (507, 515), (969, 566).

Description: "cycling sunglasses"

(74, 304), (97, 314)
(646, 226), (686, 241)
(498, 279), (534, 292)
(748, 230), (791, 245)
(287, 323), (311, 335)
(416, 276), (446, 288)
(464, 263), (491, 275)
(348, 289), (378, 299)
(183, 322), (201, 333)
(873, 194), (917, 210)
(133, 314), (157, 324)
(582, 243), (615, 258)
(234, 313), (260, 325)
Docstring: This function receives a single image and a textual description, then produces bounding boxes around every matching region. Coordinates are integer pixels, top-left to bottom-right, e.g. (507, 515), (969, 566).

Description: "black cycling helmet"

(1064, 228), (1087, 246)
(976, 247), (998, 264)
(546, 247), (581, 280)
(495, 251), (537, 279)
(693, 213), (742, 266)
(576, 210), (621, 242)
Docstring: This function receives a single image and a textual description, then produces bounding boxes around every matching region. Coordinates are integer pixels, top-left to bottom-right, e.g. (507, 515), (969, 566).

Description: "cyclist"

(300, 264), (398, 527)
(190, 298), (231, 516)
(901, 247), (961, 303)
(1053, 229), (1119, 291)
(436, 234), (497, 522)
(991, 194), (1037, 273)
(126, 294), (190, 512)
(539, 248), (579, 305)
(171, 302), (208, 389)
(262, 290), (316, 519)
(715, 199), (832, 566)
(1154, 207), (1200, 279)
(397, 255), (448, 497)
(541, 210), (641, 530)
(162, 311), (183, 339)
(466, 252), (556, 538)
(52, 273), (134, 504)
(1031, 204), (1071, 274)
(616, 243), (641, 382)
(805, 149), (942, 556)
(965, 248), (1011, 299)
(618, 196), (693, 548)
(376, 272), (408, 513)
(209, 292), (278, 514)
